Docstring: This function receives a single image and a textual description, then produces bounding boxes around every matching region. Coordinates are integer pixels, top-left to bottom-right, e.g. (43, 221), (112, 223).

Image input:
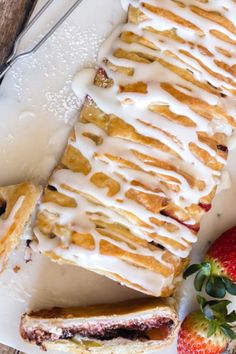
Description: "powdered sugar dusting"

(11, 22), (104, 124)
(0, 16), (110, 185)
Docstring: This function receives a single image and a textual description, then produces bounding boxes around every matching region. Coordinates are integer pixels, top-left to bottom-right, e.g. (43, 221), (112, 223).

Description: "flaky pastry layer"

(34, 0), (236, 296)
(20, 297), (179, 354)
(0, 182), (41, 271)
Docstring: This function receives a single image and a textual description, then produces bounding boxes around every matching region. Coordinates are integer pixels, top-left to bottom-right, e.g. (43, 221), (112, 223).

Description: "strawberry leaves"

(226, 311), (236, 323)
(183, 263), (202, 278)
(180, 227), (236, 352)
(194, 270), (207, 291)
(207, 320), (217, 337)
(222, 277), (236, 296)
(220, 325), (236, 340)
(206, 276), (226, 298)
(208, 300), (231, 315)
(178, 299), (235, 354)
(196, 296), (236, 340)
(197, 294), (206, 312)
(183, 263), (210, 292)
(184, 262), (236, 298)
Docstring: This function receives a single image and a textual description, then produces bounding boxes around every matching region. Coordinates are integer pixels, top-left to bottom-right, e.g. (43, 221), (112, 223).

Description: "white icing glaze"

(0, 196), (25, 240)
(217, 170), (232, 194)
(228, 132), (236, 150)
(72, 68), (96, 100)
(36, 0), (236, 295)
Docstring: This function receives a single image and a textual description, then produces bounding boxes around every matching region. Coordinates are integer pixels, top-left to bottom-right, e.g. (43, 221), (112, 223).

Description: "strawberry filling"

(160, 210), (199, 232)
(21, 316), (174, 346)
(216, 144), (228, 153)
(199, 203), (212, 212)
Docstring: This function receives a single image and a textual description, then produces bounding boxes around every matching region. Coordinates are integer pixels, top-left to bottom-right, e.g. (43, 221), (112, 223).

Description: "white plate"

(0, 1), (235, 353)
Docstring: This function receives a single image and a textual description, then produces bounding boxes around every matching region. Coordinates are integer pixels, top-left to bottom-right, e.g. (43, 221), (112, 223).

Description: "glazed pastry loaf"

(20, 297), (179, 353)
(33, 0), (236, 296)
(0, 182), (41, 271)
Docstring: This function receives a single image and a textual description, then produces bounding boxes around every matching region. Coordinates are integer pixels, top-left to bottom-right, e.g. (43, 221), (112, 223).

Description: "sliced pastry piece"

(34, 0), (236, 296)
(0, 182), (41, 271)
(20, 297), (179, 353)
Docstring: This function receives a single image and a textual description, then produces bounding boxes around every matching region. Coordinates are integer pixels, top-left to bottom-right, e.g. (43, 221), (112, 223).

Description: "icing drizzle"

(35, 0), (236, 296)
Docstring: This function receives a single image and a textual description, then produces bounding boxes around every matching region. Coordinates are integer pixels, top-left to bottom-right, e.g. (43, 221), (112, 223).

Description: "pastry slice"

(33, 0), (236, 297)
(0, 182), (41, 271)
(20, 297), (179, 353)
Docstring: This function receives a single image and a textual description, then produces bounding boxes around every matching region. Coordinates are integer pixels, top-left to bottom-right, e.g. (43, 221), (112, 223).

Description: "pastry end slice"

(0, 182), (41, 271)
(20, 297), (179, 353)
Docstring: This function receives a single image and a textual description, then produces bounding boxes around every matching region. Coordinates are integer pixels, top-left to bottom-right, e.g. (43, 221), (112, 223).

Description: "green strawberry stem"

(196, 296), (236, 340)
(183, 262), (236, 298)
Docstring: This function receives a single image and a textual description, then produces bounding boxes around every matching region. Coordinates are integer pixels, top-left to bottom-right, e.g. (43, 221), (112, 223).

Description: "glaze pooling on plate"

(34, 0), (236, 297)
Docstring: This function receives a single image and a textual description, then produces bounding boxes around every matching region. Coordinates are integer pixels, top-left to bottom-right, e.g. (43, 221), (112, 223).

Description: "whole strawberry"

(178, 297), (236, 354)
(184, 226), (236, 298)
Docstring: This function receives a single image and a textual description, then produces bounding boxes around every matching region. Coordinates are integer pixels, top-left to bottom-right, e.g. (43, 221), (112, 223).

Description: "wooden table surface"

(0, 343), (21, 354)
(0, 1), (37, 352)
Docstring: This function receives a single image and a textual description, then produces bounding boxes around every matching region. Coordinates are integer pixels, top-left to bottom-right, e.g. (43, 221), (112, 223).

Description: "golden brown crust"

(34, 93), (191, 296)
(42, 339), (174, 354)
(33, 0), (235, 297)
(0, 182), (41, 271)
(20, 298), (179, 354)
(25, 297), (174, 318)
